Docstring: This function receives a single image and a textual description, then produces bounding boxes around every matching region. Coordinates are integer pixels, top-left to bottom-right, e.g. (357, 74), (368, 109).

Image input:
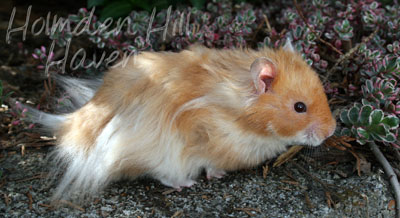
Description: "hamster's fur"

(33, 41), (336, 201)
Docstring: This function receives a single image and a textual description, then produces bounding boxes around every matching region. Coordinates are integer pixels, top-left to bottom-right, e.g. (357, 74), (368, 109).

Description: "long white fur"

(18, 76), (105, 200)
(20, 75), (101, 132)
(34, 42), (329, 201)
(53, 75), (102, 108)
(44, 75), (289, 200)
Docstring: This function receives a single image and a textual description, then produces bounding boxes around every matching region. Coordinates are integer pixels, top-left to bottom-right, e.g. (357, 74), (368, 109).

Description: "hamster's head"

(246, 41), (336, 146)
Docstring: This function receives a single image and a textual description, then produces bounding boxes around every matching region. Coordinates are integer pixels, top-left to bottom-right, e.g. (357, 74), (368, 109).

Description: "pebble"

(0, 150), (396, 217)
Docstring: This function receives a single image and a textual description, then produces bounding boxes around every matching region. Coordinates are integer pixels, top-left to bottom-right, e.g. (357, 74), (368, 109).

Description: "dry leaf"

(304, 192), (314, 209)
(324, 137), (346, 151)
(171, 210), (183, 218)
(26, 191), (33, 210)
(262, 165), (269, 179)
(325, 191), (335, 208)
(348, 149), (362, 176)
(273, 145), (303, 167)
(358, 153), (371, 174)
(281, 180), (299, 186)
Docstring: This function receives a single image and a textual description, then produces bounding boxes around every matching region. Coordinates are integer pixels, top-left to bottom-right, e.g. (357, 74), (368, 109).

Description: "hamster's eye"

(294, 102), (307, 113)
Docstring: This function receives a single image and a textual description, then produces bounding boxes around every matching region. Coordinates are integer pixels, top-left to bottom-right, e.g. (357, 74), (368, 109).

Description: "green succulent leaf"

(387, 44), (394, 52)
(385, 102), (396, 113)
(294, 26), (303, 39)
(354, 103), (362, 109)
(357, 127), (369, 139)
(361, 99), (373, 106)
(351, 126), (357, 136)
(370, 132), (384, 141)
(384, 133), (396, 143)
(373, 123), (387, 136)
(387, 78), (397, 86)
(374, 92), (384, 100)
(359, 105), (373, 125)
(370, 109), (384, 125)
(357, 138), (367, 145)
(348, 106), (360, 124)
(381, 115), (399, 129)
(340, 128), (351, 136)
(396, 102), (400, 114)
(340, 110), (351, 126)
(366, 79), (374, 93)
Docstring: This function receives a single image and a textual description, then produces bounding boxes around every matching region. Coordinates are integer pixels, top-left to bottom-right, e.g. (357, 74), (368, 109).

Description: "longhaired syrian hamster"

(31, 40), (336, 201)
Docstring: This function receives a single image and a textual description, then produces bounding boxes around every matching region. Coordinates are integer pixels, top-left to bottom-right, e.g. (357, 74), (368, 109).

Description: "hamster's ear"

(283, 38), (295, 52)
(250, 57), (276, 94)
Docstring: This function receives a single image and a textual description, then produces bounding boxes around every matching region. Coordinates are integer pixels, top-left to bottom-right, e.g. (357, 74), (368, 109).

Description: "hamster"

(32, 40), (336, 201)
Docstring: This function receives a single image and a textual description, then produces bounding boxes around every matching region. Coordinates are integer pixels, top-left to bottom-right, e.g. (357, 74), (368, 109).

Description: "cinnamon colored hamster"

(32, 40), (336, 200)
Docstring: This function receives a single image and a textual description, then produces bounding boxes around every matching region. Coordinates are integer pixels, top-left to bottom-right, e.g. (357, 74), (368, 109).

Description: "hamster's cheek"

(270, 110), (308, 138)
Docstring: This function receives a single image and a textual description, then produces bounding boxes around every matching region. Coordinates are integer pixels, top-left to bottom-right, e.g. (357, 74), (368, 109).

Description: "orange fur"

(41, 43), (336, 201)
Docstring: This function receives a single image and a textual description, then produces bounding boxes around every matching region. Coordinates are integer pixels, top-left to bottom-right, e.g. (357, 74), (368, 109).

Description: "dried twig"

(293, 0), (343, 55)
(26, 191), (33, 210)
(324, 136), (347, 151)
(283, 169), (298, 182)
(162, 189), (178, 195)
(325, 191), (335, 208)
(251, 16), (266, 43)
(292, 161), (332, 190)
(348, 149), (361, 176)
(282, 180), (299, 186)
(263, 14), (272, 33)
(21, 145), (25, 156)
(369, 142), (400, 218)
(304, 191), (314, 210)
(14, 173), (47, 183)
(38, 203), (53, 209)
(361, 193), (370, 218)
(0, 178), (6, 189)
(273, 145), (304, 167)
(58, 200), (85, 212)
(171, 210), (184, 218)
(3, 194), (10, 206)
(262, 164), (269, 179)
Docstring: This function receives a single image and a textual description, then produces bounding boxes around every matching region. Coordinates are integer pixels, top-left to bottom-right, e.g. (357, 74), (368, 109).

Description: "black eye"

(294, 102), (307, 113)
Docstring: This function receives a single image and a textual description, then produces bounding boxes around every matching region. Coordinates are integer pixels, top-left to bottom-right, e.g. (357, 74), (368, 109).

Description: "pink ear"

(250, 57), (276, 94)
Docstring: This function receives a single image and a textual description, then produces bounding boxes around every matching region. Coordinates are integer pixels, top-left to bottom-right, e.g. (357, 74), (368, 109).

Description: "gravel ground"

(0, 148), (396, 217)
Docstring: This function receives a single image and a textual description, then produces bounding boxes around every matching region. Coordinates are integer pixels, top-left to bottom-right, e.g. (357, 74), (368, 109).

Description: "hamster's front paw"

(206, 168), (226, 180)
(160, 178), (197, 191)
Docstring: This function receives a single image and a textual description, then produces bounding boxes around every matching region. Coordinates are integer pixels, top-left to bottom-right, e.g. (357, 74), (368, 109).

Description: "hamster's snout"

(325, 116), (337, 138)
(325, 122), (336, 138)
(304, 117), (336, 146)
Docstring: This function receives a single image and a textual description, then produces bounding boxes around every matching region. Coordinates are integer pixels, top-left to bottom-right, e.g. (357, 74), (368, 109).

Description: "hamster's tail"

(11, 75), (105, 202)
(52, 75), (102, 109)
(14, 75), (102, 131)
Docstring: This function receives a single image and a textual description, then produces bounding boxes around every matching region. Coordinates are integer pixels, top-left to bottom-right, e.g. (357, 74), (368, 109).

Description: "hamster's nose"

(325, 121), (336, 138)
(326, 128), (335, 138)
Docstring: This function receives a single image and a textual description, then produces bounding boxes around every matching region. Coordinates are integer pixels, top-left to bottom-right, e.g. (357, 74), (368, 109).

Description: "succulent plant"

(340, 103), (399, 145)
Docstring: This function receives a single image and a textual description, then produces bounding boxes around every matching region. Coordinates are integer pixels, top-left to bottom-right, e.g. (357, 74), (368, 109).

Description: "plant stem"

(369, 142), (400, 217)
(293, 0), (343, 56)
(323, 28), (378, 84)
